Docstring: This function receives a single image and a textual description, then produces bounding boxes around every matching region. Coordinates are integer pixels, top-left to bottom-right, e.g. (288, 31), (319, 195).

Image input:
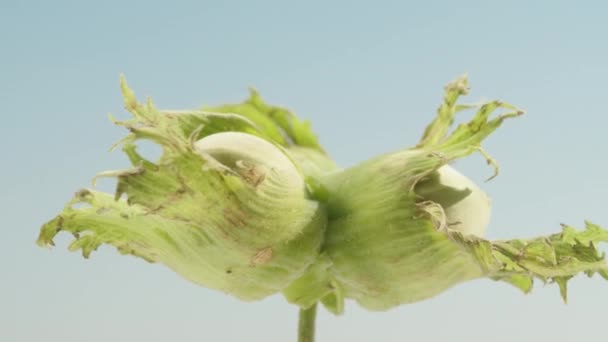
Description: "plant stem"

(298, 303), (317, 342)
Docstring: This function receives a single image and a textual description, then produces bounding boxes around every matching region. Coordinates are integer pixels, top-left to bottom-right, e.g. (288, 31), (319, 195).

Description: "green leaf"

(205, 88), (324, 152)
(449, 222), (608, 302)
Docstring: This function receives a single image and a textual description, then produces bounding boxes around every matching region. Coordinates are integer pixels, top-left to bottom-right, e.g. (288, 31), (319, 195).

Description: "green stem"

(298, 304), (317, 342)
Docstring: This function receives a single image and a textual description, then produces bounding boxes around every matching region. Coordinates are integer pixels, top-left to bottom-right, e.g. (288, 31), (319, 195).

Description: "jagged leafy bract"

(38, 75), (608, 315)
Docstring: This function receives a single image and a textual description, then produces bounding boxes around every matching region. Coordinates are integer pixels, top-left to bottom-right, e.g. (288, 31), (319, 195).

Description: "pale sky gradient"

(2, 1), (608, 341)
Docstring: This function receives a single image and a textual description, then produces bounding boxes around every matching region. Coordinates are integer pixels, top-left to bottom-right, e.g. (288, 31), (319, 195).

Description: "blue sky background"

(2, 1), (607, 341)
